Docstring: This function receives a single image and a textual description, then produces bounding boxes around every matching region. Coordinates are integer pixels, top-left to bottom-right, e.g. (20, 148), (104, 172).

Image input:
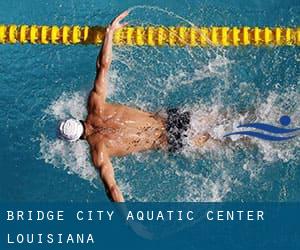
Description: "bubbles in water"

(46, 91), (87, 120)
(39, 92), (98, 186)
(39, 134), (97, 183)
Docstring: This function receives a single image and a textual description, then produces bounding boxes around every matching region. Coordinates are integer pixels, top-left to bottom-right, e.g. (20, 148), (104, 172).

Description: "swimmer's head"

(57, 118), (84, 142)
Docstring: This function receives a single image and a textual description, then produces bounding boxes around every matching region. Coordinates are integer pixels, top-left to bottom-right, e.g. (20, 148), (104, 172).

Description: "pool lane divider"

(0, 25), (299, 46)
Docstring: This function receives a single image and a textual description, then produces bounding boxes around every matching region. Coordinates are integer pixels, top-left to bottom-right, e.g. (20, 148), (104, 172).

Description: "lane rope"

(0, 25), (299, 46)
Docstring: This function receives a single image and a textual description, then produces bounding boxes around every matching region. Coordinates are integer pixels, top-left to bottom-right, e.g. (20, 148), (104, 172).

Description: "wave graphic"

(224, 116), (300, 142)
(224, 131), (297, 141)
(237, 123), (300, 134)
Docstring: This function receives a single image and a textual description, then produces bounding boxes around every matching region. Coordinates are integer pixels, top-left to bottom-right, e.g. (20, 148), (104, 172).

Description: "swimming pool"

(0, 0), (299, 202)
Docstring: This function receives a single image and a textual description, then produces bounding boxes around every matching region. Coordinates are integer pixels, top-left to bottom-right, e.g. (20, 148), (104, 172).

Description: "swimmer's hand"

(107, 10), (129, 33)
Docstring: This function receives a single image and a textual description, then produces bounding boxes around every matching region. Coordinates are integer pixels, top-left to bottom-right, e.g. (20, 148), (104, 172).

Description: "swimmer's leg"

(189, 114), (217, 147)
(192, 133), (254, 148)
(190, 107), (258, 148)
(192, 132), (211, 147)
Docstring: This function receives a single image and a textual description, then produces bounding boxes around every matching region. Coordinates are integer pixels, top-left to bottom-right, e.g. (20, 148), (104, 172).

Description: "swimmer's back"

(86, 102), (168, 156)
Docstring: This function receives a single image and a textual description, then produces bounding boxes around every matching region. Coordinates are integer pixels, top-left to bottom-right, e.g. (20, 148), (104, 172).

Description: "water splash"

(37, 6), (300, 202)
(39, 89), (300, 202)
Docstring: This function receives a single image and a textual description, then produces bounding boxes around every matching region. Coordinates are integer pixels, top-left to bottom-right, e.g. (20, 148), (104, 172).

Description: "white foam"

(38, 72), (300, 203)
(175, 164), (233, 202)
(45, 92), (87, 120)
(39, 134), (97, 183)
(39, 92), (98, 185)
(253, 90), (300, 162)
(181, 89), (300, 163)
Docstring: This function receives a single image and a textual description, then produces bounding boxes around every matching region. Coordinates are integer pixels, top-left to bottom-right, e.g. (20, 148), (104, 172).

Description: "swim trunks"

(166, 108), (191, 153)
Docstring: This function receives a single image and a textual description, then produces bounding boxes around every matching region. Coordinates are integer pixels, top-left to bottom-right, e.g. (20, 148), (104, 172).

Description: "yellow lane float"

(0, 25), (299, 46)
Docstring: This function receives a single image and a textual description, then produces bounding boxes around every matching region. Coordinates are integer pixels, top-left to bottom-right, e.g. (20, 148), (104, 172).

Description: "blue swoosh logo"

(224, 131), (297, 141)
(237, 123), (300, 134)
(224, 116), (299, 142)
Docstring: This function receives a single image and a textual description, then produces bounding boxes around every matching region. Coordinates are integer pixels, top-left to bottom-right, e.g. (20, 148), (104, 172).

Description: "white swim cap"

(58, 118), (84, 142)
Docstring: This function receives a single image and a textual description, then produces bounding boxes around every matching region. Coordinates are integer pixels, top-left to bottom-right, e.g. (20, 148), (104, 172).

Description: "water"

(0, 0), (299, 202)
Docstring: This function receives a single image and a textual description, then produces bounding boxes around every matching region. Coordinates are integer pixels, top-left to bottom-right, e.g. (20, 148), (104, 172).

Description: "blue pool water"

(0, 0), (299, 202)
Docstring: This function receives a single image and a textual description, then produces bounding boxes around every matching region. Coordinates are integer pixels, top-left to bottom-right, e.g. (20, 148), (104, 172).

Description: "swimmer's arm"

(93, 30), (112, 99)
(92, 144), (125, 202)
(94, 11), (129, 99)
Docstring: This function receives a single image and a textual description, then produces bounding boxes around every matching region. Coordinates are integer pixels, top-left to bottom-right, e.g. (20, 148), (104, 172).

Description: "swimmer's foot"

(193, 133), (210, 147)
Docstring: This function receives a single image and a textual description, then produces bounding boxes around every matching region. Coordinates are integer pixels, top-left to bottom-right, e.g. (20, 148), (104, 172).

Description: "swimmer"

(58, 11), (211, 202)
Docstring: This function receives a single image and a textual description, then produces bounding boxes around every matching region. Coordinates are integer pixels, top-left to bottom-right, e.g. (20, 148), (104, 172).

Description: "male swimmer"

(58, 11), (210, 202)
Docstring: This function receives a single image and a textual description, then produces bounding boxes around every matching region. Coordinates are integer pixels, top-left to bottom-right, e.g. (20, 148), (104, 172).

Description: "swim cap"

(58, 118), (84, 142)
